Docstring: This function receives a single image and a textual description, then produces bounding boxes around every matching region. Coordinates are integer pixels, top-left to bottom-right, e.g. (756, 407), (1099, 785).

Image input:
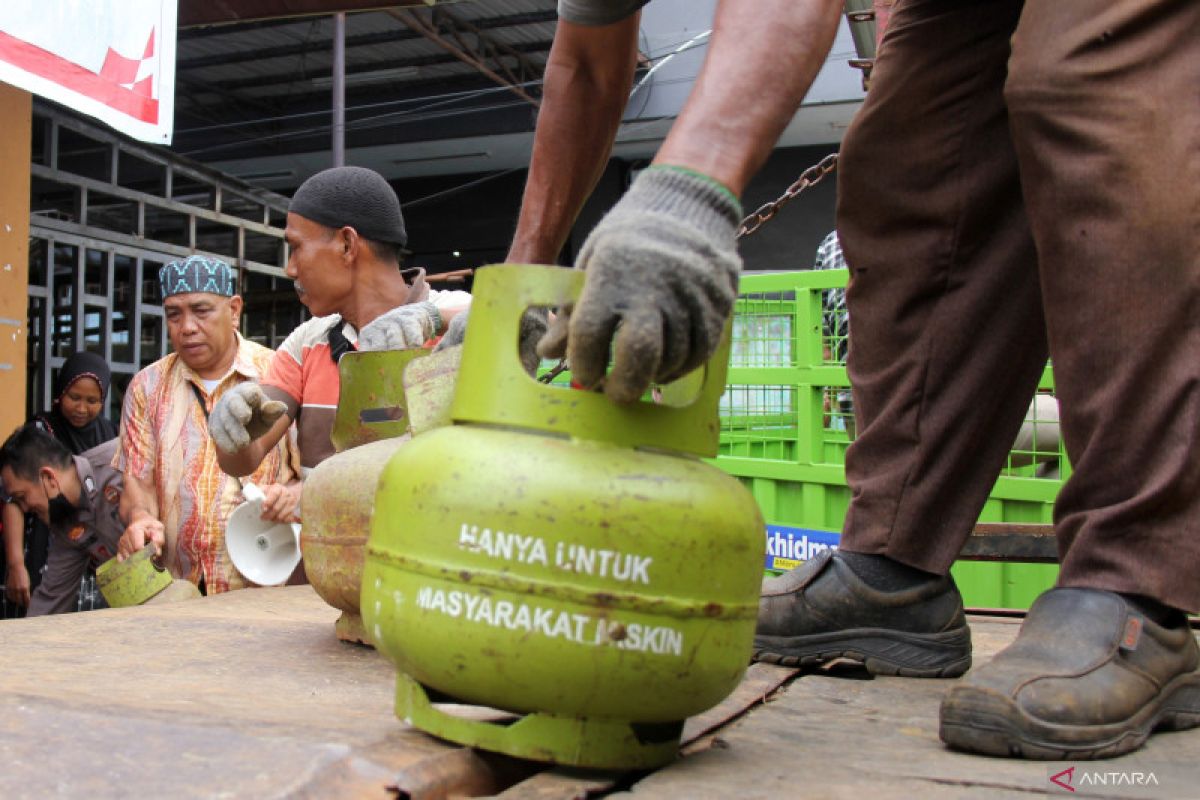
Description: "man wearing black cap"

(210, 166), (469, 494)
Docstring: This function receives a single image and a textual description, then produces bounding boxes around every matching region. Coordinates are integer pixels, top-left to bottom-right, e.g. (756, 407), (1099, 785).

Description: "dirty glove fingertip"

(536, 315), (569, 360)
(261, 400), (288, 425)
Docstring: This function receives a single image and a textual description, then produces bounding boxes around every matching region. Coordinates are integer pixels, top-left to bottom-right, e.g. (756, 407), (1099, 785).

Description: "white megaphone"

(226, 482), (302, 586)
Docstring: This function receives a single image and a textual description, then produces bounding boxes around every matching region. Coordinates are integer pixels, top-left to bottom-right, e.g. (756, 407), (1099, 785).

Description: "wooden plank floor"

(0, 586), (470, 798)
(621, 617), (1200, 799)
(1, 587), (1197, 798)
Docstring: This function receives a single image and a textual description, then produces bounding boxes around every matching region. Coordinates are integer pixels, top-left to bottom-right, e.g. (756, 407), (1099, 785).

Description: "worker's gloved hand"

(434, 308), (548, 377)
(209, 382), (289, 453)
(358, 301), (442, 352)
(433, 311), (468, 350)
(537, 165), (742, 403)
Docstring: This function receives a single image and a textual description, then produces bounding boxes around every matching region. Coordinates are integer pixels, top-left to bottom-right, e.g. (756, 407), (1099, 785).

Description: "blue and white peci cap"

(159, 255), (236, 298)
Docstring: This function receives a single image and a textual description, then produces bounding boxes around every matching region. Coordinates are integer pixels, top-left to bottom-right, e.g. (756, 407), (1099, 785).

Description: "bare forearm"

(215, 415), (289, 478)
(216, 440), (270, 478)
(3, 504), (24, 564)
(120, 473), (159, 526)
(655, 0), (843, 195)
(507, 15), (641, 265)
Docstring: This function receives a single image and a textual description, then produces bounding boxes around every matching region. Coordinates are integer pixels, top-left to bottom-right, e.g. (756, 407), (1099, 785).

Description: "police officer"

(0, 426), (124, 616)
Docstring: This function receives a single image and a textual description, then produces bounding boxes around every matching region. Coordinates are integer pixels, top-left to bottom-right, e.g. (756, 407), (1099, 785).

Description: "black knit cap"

(288, 166), (408, 247)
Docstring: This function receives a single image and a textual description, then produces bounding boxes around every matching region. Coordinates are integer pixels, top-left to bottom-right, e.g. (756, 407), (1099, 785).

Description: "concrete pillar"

(0, 83), (31, 439)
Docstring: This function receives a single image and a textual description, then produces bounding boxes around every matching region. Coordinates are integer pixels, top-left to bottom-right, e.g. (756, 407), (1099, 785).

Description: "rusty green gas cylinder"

(362, 265), (764, 768)
(95, 547), (173, 607)
(300, 349), (428, 644)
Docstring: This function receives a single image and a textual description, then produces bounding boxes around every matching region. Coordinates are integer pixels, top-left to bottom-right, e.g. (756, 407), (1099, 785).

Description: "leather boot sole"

(940, 670), (1200, 759)
(754, 624), (972, 678)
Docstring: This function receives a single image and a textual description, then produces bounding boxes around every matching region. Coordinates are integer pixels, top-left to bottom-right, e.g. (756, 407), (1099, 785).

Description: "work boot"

(939, 588), (1200, 759)
(753, 550), (972, 677)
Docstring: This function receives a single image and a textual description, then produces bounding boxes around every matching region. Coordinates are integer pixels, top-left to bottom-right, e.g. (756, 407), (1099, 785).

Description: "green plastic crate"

(716, 270), (1065, 609)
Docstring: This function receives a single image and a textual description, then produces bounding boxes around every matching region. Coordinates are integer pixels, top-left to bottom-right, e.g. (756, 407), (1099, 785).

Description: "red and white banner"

(0, 0), (176, 143)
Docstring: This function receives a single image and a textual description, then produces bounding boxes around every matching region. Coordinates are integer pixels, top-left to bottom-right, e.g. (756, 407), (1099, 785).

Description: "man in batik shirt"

(115, 255), (301, 594)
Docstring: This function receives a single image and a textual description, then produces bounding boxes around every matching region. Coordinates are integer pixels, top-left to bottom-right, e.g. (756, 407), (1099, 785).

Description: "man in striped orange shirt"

(209, 167), (469, 494)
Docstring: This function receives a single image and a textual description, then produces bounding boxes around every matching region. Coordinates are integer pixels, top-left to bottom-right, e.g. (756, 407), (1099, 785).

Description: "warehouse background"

(10, 0), (866, 429)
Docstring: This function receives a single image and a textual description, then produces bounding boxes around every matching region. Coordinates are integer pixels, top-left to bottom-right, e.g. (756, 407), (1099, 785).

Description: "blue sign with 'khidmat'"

(763, 524), (841, 572)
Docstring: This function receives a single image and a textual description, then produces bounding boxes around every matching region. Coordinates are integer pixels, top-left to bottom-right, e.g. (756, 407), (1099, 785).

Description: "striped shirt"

(814, 230), (850, 362)
(262, 288), (470, 468)
(116, 335), (302, 593)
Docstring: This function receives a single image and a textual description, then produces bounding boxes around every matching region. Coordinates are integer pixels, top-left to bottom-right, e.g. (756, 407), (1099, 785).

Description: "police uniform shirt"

(27, 439), (124, 617)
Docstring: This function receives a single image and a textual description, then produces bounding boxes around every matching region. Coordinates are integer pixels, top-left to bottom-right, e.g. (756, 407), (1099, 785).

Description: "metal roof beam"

(432, 7), (544, 92)
(176, 73), (284, 118)
(387, 7), (542, 108)
(180, 16), (316, 40)
(179, 40), (552, 97)
(171, 74), (540, 161)
(178, 10), (557, 69)
(179, 0), (434, 29)
(180, 27), (421, 70)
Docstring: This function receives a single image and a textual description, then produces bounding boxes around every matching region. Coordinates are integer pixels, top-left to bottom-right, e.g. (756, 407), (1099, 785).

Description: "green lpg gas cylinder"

(96, 547), (173, 607)
(362, 265), (764, 769)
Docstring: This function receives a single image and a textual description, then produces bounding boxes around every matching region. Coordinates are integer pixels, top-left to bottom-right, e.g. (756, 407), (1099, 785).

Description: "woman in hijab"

(31, 351), (117, 452)
(2, 352), (118, 616)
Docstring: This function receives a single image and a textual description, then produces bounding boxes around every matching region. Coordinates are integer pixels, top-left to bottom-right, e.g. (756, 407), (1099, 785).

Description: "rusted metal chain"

(538, 359), (570, 384)
(736, 152), (839, 240)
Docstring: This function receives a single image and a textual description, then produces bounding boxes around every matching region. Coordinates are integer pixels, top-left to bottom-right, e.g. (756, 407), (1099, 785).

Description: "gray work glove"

(434, 307), (548, 377)
(357, 301), (443, 351)
(209, 382), (289, 453)
(537, 165), (742, 403)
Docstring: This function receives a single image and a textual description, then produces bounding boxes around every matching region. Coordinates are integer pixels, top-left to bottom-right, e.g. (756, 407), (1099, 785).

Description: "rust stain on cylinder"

(302, 437), (408, 628)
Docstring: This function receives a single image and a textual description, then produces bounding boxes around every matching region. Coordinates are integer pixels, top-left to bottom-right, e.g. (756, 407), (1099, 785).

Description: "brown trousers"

(836, 0), (1200, 611)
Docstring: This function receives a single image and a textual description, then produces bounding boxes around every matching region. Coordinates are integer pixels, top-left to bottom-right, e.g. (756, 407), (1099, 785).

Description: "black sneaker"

(753, 550), (972, 677)
(940, 588), (1200, 759)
